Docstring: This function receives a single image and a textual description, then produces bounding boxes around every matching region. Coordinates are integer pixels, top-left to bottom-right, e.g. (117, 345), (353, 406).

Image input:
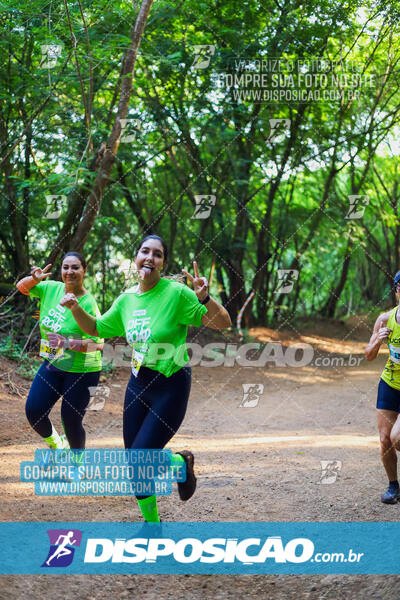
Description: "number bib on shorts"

(131, 350), (145, 377)
(39, 339), (64, 361)
(388, 344), (400, 365)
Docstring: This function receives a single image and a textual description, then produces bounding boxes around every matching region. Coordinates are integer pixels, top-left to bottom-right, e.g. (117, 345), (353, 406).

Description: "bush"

(0, 335), (39, 380)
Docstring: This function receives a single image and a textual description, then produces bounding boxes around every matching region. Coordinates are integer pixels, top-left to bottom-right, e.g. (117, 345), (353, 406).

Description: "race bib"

(40, 339), (64, 361)
(389, 344), (400, 365)
(131, 350), (145, 377)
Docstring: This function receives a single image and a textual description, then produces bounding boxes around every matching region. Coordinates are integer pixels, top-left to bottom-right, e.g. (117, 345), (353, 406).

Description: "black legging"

(123, 365), (191, 449)
(25, 361), (100, 449)
(123, 365), (191, 499)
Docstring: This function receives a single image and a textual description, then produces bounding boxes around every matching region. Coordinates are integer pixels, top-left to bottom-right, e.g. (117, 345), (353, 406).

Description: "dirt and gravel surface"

(1, 317), (400, 598)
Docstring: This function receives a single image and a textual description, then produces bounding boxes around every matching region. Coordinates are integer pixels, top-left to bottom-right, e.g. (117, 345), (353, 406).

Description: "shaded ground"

(1, 317), (399, 598)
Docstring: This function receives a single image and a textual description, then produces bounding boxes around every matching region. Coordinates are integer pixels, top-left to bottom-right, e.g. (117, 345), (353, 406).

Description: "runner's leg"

(377, 409), (398, 480)
(123, 373), (151, 449)
(123, 371), (158, 521)
(123, 367), (191, 522)
(130, 367), (190, 450)
(376, 379), (400, 502)
(389, 413), (400, 451)
(25, 361), (63, 440)
(61, 370), (100, 449)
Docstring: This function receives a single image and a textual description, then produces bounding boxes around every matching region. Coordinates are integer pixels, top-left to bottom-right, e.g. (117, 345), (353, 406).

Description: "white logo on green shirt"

(126, 315), (151, 345)
(41, 304), (67, 332)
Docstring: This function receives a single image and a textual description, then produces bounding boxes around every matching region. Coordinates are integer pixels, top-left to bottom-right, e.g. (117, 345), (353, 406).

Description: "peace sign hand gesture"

(182, 261), (209, 302)
(31, 264), (52, 282)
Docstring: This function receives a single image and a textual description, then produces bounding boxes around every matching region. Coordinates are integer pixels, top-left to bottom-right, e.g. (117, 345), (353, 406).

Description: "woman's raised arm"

(16, 264), (52, 295)
(60, 293), (99, 337)
(182, 261), (232, 331)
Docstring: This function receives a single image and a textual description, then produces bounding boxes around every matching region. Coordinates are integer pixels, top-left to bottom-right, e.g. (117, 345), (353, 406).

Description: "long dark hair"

(61, 251), (87, 269)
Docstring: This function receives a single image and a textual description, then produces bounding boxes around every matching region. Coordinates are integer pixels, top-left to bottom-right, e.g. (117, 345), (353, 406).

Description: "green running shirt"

(96, 278), (208, 378)
(29, 280), (103, 373)
(381, 306), (400, 390)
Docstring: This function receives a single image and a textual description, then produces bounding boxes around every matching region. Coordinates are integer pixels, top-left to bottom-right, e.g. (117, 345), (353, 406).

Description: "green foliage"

(2, 0), (400, 325)
(0, 335), (39, 379)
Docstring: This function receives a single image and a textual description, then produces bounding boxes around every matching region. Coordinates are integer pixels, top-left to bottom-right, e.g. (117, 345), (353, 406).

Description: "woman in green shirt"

(61, 235), (231, 522)
(16, 252), (103, 451)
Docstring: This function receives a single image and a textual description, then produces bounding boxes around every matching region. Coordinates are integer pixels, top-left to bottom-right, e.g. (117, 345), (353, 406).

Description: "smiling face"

(135, 238), (165, 281)
(61, 256), (86, 288)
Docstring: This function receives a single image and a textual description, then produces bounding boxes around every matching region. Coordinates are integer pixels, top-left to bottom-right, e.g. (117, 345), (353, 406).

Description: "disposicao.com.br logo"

(83, 535), (361, 565)
(40, 532), (364, 569)
(0, 522), (375, 574)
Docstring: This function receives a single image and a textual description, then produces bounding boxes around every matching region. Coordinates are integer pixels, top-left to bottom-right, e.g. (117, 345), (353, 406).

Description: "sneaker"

(59, 435), (70, 450)
(176, 450), (196, 501)
(39, 436), (70, 468)
(45, 430), (70, 450)
(45, 434), (70, 450)
(381, 486), (400, 504)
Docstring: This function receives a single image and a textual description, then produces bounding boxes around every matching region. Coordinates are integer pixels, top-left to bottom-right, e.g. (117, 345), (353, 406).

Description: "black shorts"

(377, 378), (400, 412)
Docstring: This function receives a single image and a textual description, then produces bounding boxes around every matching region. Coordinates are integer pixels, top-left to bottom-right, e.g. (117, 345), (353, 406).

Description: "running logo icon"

(191, 45), (216, 69)
(240, 384), (264, 407)
(192, 195), (216, 219)
(267, 118), (290, 142)
(44, 195), (67, 219)
(42, 529), (82, 567)
(39, 44), (63, 69)
(319, 460), (342, 484)
(275, 269), (298, 294)
(345, 195), (369, 220)
(87, 385), (110, 411)
(120, 118), (142, 143)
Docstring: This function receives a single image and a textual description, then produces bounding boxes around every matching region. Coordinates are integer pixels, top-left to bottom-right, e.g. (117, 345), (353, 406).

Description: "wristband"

(64, 338), (70, 350)
(199, 294), (210, 305)
(18, 282), (30, 295)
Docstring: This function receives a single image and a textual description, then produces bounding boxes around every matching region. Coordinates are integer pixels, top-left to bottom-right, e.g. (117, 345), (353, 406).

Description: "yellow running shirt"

(381, 306), (400, 390)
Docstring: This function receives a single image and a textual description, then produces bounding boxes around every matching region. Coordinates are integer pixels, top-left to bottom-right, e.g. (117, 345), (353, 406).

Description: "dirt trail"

(1, 322), (400, 598)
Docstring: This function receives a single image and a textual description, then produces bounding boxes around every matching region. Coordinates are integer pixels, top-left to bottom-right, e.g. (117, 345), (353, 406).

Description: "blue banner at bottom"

(0, 522), (398, 574)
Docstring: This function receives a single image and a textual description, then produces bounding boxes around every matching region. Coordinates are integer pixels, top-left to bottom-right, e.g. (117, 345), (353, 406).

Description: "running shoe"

(45, 433), (70, 450)
(58, 435), (70, 450)
(381, 486), (400, 504)
(176, 450), (196, 501)
(40, 435), (70, 468)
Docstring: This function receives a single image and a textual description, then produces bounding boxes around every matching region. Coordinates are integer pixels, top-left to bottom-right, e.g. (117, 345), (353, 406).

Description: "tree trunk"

(321, 237), (352, 318)
(48, 0), (155, 262)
